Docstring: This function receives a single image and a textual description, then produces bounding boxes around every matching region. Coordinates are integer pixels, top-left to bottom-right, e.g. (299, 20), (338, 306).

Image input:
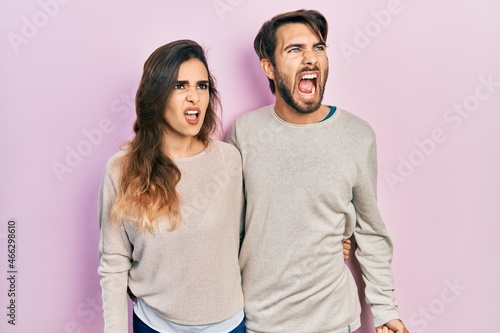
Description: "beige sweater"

(98, 140), (244, 333)
(227, 105), (400, 333)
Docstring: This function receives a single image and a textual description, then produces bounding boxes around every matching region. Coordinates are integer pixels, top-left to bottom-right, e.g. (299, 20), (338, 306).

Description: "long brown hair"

(111, 40), (221, 232)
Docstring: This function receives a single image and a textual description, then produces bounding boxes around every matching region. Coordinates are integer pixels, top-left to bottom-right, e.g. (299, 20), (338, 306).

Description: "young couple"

(98, 9), (410, 333)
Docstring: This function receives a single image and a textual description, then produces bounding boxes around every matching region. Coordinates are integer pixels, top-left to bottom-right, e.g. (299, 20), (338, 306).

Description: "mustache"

(298, 66), (320, 73)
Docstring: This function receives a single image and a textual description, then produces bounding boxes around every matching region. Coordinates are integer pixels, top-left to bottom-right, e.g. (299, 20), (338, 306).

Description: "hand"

(376, 319), (409, 333)
(342, 239), (351, 260)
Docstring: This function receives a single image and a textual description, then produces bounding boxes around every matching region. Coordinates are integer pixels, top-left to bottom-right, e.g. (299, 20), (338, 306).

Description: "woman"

(98, 40), (245, 332)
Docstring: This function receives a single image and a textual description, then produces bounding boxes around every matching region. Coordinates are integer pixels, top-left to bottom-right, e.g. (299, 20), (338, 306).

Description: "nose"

(303, 48), (318, 66)
(186, 87), (200, 104)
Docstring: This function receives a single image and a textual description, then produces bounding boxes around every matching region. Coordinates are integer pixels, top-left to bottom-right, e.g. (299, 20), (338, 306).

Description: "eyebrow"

(175, 80), (209, 85)
(283, 41), (326, 52)
(283, 43), (304, 52)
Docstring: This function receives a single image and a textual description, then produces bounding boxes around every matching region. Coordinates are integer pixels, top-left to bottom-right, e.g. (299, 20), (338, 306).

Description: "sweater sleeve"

(97, 159), (132, 333)
(352, 137), (400, 327)
(225, 125), (246, 249)
(225, 121), (239, 150)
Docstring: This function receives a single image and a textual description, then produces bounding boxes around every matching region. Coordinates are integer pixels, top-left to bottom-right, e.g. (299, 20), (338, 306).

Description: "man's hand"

(342, 239), (351, 260)
(376, 319), (409, 333)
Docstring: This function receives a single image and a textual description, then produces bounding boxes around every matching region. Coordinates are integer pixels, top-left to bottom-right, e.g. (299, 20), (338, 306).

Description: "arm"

(98, 160), (133, 333)
(352, 137), (403, 328)
(226, 122), (247, 251)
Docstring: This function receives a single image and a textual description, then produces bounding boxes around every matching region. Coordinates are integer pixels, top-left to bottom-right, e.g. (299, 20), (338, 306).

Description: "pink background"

(1, 0), (499, 332)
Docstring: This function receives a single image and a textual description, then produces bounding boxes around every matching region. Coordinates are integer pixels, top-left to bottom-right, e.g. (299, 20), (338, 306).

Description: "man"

(227, 9), (409, 333)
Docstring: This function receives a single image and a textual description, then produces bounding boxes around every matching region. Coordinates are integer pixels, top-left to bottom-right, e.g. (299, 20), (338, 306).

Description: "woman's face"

(163, 59), (210, 141)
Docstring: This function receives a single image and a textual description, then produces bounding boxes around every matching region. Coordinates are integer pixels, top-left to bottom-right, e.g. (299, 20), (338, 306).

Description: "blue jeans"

(133, 312), (245, 333)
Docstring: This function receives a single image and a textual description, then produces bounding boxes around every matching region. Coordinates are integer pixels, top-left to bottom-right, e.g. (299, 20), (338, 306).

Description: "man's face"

(272, 23), (329, 114)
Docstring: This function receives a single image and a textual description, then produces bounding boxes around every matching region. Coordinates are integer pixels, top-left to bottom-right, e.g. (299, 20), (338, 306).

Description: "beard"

(274, 67), (328, 114)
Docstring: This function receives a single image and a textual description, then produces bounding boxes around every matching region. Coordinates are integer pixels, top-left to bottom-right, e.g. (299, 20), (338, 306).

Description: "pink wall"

(1, 0), (498, 332)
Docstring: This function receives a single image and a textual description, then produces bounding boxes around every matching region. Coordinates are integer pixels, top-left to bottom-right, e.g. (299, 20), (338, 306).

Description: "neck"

(162, 135), (206, 159)
(274, 98), (329, 125)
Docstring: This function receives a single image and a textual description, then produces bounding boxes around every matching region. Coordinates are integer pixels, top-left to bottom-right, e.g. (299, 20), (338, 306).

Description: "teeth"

(186, 110), (198, 115)
(301, 74), (317, 80)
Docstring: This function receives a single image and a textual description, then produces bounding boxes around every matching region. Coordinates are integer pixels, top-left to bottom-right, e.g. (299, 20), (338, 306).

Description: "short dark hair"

(254, 9), (328, 93)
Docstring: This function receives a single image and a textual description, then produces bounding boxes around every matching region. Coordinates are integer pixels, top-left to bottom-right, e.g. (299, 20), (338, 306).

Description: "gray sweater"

(226, 105), (399, 333)
(98, 140), (244, 332)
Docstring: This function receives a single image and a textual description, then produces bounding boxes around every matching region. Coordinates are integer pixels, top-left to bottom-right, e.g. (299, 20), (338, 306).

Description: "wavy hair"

(111, 40), (221, 232)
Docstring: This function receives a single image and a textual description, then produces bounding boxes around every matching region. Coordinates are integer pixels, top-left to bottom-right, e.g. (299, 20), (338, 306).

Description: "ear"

(260, 59), (275, 80)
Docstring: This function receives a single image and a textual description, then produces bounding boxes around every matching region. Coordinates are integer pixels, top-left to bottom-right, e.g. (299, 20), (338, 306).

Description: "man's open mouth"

(298, 73), (317, 96)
